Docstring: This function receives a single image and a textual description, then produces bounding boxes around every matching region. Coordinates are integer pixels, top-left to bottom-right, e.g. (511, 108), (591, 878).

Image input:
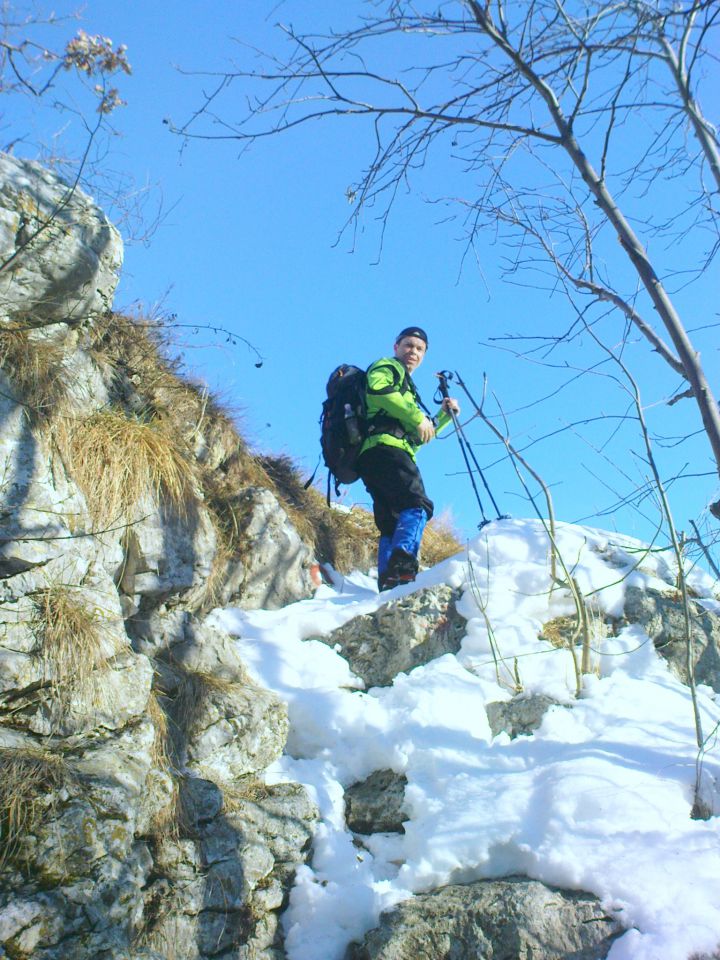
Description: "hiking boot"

(379, 548), (419, 592)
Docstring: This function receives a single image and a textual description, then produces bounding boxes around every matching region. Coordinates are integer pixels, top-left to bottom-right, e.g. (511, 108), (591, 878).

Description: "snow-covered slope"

(211, 518), (720, 960)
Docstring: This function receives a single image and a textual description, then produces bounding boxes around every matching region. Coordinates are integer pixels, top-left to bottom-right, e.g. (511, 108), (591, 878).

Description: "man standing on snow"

(357, 327), (460, 591)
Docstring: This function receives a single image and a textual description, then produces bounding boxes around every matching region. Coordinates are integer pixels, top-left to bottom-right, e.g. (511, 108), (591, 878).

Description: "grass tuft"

(0, 747), (70, 869)
(539, 615), (578, 648)
(220, 776), (271, 812)
(170, 669), (247, 736)
(56, 407), (197, 526)
(422, 511), (464, 567)
(31, 585), (107, 711)
(147, 688), (174, 773)
(145, 689), (181, 840)
(0, 328), (66, 419)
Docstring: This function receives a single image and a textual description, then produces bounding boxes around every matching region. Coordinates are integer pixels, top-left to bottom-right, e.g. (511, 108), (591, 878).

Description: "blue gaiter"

(377, 535), (393, 576)
(390, 507), (427, 558)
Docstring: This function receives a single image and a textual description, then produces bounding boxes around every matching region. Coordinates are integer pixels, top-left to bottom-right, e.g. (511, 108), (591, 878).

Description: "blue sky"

(11, 1), (719, 550)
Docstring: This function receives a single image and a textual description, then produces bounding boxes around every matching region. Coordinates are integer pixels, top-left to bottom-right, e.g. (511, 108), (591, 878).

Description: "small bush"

(56, 407), (197, 526)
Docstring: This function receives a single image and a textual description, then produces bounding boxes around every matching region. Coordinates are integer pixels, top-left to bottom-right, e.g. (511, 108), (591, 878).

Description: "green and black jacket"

(360, 357), (452, 461)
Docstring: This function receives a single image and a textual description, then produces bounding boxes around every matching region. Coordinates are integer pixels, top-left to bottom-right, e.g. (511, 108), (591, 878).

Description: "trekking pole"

(436, 371), (509, 524)
(454, 368), (564, 580)
(435, 371), (489, 528)
(455, 368), (564, 527)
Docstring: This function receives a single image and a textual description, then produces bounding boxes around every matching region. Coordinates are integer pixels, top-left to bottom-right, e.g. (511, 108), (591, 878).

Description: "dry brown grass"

(256, 453), (323, 544)
(90, 313), (264, 474)
(87, 315), (268, 589)
(0, 747), (70, 869)
(422, 512), (464, 567)
(56, 407), (197, 526)
(90, 312), (192, 410)
(204, 490), (254, 558)
(147, 688), (173, 772)
(31, 585), (107, 710)
(257, 453), (463, 574)
(0, 328), (66, 419)
(220, 776), (271, 812)
(145, 689), (181, 840)
(320, 504), (378, 574)
(539, 615), (578, 648)
(254, 453), (377, 571)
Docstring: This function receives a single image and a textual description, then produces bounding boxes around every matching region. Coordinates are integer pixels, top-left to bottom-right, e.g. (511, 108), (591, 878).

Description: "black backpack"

(320, 364), (368, 488)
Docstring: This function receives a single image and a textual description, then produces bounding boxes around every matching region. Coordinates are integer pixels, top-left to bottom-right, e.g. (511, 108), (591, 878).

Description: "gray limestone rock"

(0, 550), (152, 738)
(0, 153), (122, 324)
(0, 377), (123, 577)
(122, 496), (218, 604)
(319, 585), (466, 687)
(25, 648), (154, 738)
(624, 585), (720, 691)
(224, 780), (318, 866)
(140, 778), (317, 960)
(346, 876), (622, 959)
(345, 769), (408, 835)
(239, 487), (314, 610)
(0, 723), (159, 959)
(486, 694), (566, 740)
(132, 613), (251, 687)
(182, 675), (289, 783)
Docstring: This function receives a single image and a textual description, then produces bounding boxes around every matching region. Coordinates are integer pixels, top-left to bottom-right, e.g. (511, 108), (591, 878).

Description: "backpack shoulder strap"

(366, 358), (410, 397)
(367, 358), (434, 418)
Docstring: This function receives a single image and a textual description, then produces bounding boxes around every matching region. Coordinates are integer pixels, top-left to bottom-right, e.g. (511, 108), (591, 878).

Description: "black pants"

(357, 444), (434, 537)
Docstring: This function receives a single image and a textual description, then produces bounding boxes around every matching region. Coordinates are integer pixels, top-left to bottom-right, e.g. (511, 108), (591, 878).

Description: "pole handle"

(435, 370), (452, 401)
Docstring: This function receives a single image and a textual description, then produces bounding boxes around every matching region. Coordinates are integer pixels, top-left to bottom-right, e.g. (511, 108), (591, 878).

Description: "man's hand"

(442, 397), (460, 415)
(417, 416), (436, 444)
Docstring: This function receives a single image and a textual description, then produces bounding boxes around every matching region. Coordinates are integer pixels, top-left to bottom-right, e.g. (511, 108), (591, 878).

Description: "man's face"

(394, 335), (426, 373)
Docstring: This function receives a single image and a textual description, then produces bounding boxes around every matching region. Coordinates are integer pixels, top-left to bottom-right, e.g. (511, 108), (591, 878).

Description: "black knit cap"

(395, 326), (429, 348)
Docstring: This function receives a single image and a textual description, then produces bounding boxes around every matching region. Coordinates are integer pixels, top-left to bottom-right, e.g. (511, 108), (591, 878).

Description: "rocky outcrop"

(140, 777), (317, 960)
(346, 877), (622, 960)
(624, 585), (720, 691)
(319, 585), (466, 687)
(0, 154), (123, 324)
(7, 149), (698, 960)
(238, 487), (314, 610)
(0, 154), (317, 960)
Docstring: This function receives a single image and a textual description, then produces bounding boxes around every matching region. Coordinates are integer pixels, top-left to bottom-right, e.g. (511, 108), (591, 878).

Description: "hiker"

(357, 326), (460, 591)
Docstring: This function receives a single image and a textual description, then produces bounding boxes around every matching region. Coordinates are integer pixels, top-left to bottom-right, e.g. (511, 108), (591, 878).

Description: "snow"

(209, 518), (720, 960)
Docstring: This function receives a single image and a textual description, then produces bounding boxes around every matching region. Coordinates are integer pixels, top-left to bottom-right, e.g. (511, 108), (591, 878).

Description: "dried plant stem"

(455, 374), (558, 584)
(583, 325), (707, 814)
(466, 549), (520, 692)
